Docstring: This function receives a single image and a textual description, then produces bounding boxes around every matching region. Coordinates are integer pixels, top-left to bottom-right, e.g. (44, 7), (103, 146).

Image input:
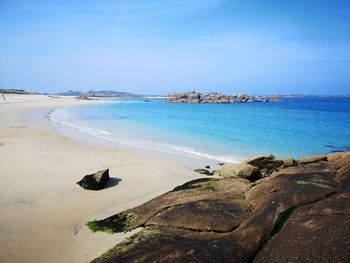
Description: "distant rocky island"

(167, 91), (282, 103)
(0, 89), (40, 95)
(57, 90), (141, 98)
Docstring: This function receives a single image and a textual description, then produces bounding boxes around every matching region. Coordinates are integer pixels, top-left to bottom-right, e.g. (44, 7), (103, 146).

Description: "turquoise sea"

(52, 97), (350, 163)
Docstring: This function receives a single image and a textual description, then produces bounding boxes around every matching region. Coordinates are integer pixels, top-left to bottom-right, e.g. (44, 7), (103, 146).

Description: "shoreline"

(50, 105), (242, 169)
(49, 96), (350, 161)
(0, 95), (199, 263)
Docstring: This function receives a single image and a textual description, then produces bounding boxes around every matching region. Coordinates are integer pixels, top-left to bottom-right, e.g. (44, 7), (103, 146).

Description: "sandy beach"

(0, 95), (196, 263)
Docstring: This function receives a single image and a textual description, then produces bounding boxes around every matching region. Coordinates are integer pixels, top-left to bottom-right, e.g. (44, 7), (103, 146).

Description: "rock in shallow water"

(77, 169), (109, 190)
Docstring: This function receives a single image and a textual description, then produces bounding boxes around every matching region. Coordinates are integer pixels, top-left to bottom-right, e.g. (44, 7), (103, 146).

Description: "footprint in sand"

(9, 125), (27, 129)
(73, 223), (83, 235)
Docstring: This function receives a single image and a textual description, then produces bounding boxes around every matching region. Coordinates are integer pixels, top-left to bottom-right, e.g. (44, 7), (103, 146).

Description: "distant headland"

(0, 89), (40, 95)
(57, 90), (142, 98)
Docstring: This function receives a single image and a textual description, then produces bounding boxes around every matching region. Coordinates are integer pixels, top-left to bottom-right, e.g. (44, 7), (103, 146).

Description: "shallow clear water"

(53, 97), (350, 162)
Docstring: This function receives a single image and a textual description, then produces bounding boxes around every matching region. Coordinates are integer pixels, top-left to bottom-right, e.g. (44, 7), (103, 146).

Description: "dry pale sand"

(0, 95), (197, 263)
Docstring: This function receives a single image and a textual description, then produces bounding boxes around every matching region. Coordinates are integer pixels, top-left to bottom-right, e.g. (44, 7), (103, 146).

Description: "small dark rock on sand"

(77, 169), (110, 190)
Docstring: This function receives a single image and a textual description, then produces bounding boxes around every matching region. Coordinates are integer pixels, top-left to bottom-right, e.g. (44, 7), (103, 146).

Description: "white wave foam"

(51, 108), (242, 163)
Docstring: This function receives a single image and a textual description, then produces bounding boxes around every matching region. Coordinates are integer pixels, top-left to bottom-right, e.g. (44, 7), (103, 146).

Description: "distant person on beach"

(1, 94), (5, 101)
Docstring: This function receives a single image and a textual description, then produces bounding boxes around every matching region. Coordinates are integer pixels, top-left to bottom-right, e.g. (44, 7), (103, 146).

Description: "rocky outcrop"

(89, 152), (350, 263)
(212, 154), (290, 180)
(77, 169), (110, 190)
(167, 91), (282, 104)
(282, 157), (297, 167)
(147, 199), (251, 233)
(254, 193), (350, 263)
(215, 163), (260, 180)
(298, 154), (327, 164)
(244, 154), (284, 175)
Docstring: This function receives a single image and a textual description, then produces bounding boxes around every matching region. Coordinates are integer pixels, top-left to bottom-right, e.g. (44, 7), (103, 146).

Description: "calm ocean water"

(53, 97), (350, 162)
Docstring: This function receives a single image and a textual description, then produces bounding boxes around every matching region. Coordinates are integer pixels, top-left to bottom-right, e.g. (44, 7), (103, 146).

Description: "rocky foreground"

(167, 91), (282, 103)
(89, 152), (350, 263)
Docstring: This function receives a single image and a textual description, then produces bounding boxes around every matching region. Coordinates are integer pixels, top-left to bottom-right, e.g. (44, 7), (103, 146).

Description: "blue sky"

(1, 0), (350, 95)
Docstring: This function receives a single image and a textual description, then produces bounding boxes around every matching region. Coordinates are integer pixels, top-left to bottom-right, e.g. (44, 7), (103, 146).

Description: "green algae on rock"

(91, 229), (163, 263)
(87, 212), (134, 234)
